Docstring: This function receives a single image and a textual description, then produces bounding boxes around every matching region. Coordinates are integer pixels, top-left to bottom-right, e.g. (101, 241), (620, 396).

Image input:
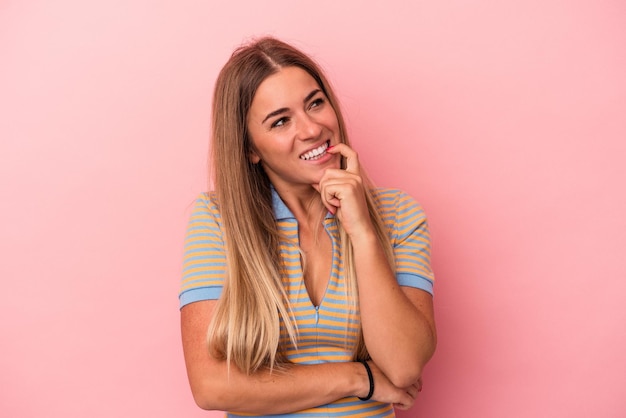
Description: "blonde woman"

(180, 37), (436, 417)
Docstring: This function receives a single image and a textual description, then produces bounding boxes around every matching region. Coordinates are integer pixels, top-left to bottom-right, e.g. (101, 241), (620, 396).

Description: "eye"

(271, 117), (289, 129)
(309, 97), (325, 110)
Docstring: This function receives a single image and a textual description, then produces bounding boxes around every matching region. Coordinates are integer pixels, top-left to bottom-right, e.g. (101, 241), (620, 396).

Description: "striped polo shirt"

(180, 188), (434, 417)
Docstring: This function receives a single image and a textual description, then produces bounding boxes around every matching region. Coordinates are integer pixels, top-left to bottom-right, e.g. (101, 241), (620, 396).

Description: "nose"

(296, 112), (322, 141)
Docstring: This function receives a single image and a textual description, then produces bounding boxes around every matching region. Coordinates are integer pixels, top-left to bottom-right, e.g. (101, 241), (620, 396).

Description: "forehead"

(250, 66), (320, 114)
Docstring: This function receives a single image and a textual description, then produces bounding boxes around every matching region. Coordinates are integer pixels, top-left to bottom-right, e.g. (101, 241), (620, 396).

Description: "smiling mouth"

(299, 140), (330, 161)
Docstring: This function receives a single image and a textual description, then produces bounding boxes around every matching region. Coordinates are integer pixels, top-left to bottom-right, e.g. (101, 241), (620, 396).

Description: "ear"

(249, 150), (261, 164)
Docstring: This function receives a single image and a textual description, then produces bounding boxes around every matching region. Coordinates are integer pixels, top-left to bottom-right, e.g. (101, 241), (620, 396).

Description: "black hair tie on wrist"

(358, 360), (375, 401)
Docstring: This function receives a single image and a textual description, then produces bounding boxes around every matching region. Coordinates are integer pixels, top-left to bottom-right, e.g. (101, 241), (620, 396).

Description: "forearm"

(182, 301), (370, 413)
(352, 230), (436, 387)
(188, 360), (366, 413)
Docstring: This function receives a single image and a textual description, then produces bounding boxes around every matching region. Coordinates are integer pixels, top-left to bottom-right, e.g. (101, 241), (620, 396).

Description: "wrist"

(350, 361), (368, 399)
(357, 361), (375, 401)
(347, 225), (378, 246)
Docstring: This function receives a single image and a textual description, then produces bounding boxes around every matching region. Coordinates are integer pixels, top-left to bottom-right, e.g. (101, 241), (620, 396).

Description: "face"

(246, 66), (341, 191)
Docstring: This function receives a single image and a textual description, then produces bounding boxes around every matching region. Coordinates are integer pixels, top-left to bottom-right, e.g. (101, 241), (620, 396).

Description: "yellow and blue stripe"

(179, 188), (434, 417)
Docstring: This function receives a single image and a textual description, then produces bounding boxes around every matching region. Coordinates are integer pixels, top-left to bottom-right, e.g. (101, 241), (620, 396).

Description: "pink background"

(2, 1), (625, 417)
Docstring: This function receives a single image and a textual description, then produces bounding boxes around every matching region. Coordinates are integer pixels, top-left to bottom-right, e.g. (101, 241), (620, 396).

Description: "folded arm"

(181, 299), (418, 413)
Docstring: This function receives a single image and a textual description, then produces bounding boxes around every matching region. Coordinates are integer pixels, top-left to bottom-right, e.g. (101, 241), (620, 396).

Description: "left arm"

(351, 229), (436, 388)
(315, 144), (436, 388)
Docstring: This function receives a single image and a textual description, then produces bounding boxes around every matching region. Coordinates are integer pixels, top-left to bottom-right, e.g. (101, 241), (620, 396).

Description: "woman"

(180, 37), (436, 417)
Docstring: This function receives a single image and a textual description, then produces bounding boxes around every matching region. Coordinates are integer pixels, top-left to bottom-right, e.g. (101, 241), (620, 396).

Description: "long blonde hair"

(207, 37), (395, 374)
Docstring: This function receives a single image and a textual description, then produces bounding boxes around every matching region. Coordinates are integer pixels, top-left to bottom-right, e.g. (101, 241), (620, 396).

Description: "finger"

(393, 387), (416, 411)
(393, 397), (415, 411)
(327, 143), (360, 174)
(406, 384), (419, 399)
(318, 169), (362, 187)
(321, 189), (341, 211)
(312, 183), (339, 215)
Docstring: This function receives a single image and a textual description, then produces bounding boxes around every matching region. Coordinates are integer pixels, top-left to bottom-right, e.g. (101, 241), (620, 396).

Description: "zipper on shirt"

(314, 306), (320, 325)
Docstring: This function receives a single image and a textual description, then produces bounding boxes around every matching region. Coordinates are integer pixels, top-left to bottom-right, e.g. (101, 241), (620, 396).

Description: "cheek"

(324, 110), (340, 130)
(249, 130), (272, 151)
(252, 132), (292, 157)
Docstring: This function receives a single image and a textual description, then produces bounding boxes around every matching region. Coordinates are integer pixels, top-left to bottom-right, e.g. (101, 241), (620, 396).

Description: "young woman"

(179, 37), (436, 417)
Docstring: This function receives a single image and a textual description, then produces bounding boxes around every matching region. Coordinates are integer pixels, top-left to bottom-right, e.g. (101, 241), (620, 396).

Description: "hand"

(365, 361), (422, 411)
(313, 144), (373, 238)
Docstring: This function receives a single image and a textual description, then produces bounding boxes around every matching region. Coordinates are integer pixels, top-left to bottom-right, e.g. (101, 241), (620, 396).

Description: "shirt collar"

(271, 186), (334, 221)
(271, 187), (295, 220)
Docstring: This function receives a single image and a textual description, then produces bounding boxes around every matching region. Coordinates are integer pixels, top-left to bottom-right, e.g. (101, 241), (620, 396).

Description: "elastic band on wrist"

(358, 360), (374, 401)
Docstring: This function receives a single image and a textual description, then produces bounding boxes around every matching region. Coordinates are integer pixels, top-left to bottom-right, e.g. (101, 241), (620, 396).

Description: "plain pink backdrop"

(1, 1), (625, 417)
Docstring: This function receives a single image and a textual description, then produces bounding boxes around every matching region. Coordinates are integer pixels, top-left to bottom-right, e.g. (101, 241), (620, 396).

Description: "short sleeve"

(179, 193), (226, 308)
(376, 189), (435, 295)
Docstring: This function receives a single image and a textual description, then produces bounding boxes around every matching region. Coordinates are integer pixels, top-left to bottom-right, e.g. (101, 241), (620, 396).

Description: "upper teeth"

(300, 142), (329, 161)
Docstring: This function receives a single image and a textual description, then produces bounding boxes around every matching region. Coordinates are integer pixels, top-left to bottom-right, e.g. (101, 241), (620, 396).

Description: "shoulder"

(371, 188), (429, 243)
(371, 188), (426, 219)
(190, 191), (221, 217)
(186, 192), (224, 236)
(194, 191), (219, 209)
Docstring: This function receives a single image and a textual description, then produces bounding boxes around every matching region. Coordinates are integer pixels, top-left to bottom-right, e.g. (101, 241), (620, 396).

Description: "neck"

(273, 184), (326, 227)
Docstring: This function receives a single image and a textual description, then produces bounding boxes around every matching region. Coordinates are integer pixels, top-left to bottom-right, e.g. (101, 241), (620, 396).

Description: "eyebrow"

(261, 89), (322, 124)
